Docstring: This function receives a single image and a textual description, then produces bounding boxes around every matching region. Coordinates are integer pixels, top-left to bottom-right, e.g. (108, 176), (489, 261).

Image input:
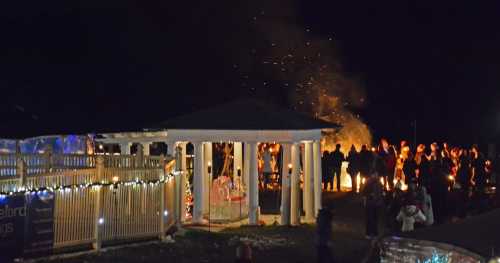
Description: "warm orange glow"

(112, 176), (119, 183)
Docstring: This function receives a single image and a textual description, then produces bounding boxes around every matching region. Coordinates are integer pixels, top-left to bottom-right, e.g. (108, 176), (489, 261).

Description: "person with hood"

(347, 145), (360, 193)
(396, 196), (426, 232)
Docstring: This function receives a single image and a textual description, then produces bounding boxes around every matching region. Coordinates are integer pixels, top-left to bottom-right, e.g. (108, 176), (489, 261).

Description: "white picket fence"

(0, 153), (178, 254)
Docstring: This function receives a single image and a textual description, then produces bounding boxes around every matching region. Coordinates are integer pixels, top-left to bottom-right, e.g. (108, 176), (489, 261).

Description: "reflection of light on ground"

(329, 162), (362, 192)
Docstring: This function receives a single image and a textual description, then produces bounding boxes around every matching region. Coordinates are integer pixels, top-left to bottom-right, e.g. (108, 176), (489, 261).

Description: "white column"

(166, 141), (174, 156)
(203, 142), (212, 214)
(313, 140), (322, 216)
(233, 142), (243, 190)
(304, 141), (314, 222)
(179, 142), (187, 222)
(173, 143), (183, 227)
(192, 141), (206, 224)
(248, 142), (259, 225)
(280, 144), (291, 225)
(243, 143), (251, 204)
(142, 142), (151, 156)
(120, 142), (131, 155)
(290, 143), (301, 226)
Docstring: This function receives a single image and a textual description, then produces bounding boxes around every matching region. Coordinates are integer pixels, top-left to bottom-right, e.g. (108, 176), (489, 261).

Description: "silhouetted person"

(471, 145), (487, 212)
(429, 149), (448, 224)
(456, 148), (471, 218)
(377, 139), (394, 191)
(471, 145), (486, 191)
(387, 146), (397, 190)
(363, 174), (384, 238)
(347, 145), (360, 192)
(330, 144), (344, 192)
(316, 208), (334, 263)
(359, 145), (373, 189)
(403, 151), (417, 187)
(415, 144), (430, 189)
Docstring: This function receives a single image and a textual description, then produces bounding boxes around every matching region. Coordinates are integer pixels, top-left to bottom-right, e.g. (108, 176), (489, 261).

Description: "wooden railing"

(0, 153), (177, 257)
(0, 153), (96, 177)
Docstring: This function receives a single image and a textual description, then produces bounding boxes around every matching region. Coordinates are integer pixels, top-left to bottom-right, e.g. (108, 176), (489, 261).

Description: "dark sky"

(1, 0), (500, 145)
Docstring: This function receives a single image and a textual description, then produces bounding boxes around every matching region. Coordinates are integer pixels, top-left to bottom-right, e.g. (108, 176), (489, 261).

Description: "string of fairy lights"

(0, 173), (175, 198)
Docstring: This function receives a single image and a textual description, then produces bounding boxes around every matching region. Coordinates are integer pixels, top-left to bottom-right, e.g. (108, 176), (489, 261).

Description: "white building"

(97, 99), (339, 225)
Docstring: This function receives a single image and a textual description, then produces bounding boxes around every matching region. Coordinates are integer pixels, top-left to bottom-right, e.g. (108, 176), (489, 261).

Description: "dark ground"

(44, 192), (372, 263)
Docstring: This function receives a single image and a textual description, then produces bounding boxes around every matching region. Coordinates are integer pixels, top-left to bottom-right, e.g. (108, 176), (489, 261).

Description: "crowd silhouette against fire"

(322, 140), (500, 237)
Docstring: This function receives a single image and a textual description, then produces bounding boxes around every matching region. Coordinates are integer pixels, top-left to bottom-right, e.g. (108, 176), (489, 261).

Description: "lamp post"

(207, 161), (212, 232)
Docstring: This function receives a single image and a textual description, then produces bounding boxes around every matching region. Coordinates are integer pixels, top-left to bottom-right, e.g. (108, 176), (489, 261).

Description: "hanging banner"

(0, 194), (26, 262)
(24, 191), (55, 257)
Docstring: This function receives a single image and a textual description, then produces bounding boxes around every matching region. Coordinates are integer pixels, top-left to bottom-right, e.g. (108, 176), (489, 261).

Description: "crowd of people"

(322, 140), (499, 237)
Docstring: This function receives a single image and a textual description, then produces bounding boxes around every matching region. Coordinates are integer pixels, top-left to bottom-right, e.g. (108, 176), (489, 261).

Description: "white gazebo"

(98, 99), (339, 226)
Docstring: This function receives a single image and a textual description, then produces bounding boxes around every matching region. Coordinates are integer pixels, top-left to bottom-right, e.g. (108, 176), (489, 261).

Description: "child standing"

(396, 197), (426, 232)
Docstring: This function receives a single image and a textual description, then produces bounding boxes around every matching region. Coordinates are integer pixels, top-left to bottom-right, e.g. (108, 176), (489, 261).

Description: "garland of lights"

(0, 173), (175, 198)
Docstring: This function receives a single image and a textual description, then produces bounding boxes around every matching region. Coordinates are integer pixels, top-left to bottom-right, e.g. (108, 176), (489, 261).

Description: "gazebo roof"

(151, 99), (339, 131)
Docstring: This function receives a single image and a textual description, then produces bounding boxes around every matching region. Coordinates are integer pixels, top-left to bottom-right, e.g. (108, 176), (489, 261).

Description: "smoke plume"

(228, 0), (372, 151)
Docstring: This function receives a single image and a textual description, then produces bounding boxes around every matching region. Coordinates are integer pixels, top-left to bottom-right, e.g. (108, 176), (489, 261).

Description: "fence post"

(16, 156), (26, 189)
(159, 154), (167, 240)
(44, 146), (53, 173)
(93, 155), (104, 251)
(135, 144), (144, 168)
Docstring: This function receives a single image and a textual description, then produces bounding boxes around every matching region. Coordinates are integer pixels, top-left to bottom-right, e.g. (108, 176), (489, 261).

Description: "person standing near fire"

(378, 139), (396, 191)
(471, 145), (487, 212)
(330, 144), (344, 192)
(347, 145), (360, 193)
(359, 145), (373, 191)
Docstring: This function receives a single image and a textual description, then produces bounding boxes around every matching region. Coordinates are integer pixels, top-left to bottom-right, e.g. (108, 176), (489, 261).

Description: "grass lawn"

(43, 192), (372, 263)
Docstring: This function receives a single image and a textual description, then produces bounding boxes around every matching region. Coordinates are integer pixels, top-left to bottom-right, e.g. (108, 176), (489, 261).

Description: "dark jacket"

(363, 176), (384, 207)
(403, 159), (417, 185)
(347, 150), (359, 175)
(330, 150), (345, 169)
(359, 150), (373, 175)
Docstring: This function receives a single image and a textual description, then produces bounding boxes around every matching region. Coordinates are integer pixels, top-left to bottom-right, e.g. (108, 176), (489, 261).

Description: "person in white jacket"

(396, 200), (426, 232)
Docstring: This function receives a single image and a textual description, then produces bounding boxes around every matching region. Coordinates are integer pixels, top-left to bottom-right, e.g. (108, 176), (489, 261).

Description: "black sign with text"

(0, 194), (26, 262)
(24, 191), (55, 257)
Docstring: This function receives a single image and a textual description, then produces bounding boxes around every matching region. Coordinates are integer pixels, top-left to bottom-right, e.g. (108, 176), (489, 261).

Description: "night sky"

(1, 0), (500, 146)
